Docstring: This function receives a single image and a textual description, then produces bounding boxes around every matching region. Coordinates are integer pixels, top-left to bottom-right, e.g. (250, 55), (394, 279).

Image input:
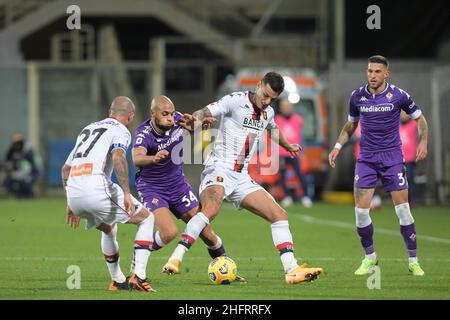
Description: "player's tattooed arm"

(415, 114), (428, 162)
(112, 149), (131, 193)
(179, 107), (216, 132)
(192, 107), (213, 122)
(61, 164), (71, 189)
(112, 149), (136, 215)
(336, 121), (359, 146)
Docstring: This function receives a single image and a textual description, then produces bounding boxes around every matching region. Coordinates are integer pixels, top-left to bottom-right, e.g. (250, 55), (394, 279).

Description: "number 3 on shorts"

(182, 191), (198, 207)
(397, 172), (406, 186)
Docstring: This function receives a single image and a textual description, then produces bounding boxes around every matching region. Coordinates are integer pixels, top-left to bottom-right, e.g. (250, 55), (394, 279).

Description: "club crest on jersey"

(216, 176), (224, 182)
(262, 111), (268, 120)
(386, 92), (393, 102)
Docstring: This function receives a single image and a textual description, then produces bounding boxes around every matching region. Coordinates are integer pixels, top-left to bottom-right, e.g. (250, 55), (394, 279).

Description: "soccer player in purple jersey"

(132, 95), (231, 275)
(329, 55), (428, 276)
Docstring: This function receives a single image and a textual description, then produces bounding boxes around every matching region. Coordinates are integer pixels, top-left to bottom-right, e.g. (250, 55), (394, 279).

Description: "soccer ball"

(208, 256), (237, 285)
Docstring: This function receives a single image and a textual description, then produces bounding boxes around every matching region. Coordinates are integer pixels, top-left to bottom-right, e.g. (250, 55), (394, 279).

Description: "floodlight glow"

(283, 76), (296, 93)
(288, 92), (300, 104)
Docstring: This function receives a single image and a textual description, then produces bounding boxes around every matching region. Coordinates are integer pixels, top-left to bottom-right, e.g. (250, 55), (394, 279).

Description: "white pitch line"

(2, 257), (450, 262)
(294, 213), (450, 245)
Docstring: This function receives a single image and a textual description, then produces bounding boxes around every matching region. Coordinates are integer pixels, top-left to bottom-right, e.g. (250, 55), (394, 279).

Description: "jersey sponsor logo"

(243, 117), (264, 131)
(360, 104), (394, 113)
(70, 163), (93, 177)
(157, 128), (183, 151)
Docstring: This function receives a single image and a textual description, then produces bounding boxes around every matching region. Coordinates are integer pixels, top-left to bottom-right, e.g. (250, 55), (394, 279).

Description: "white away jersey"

(205, 91), (277, 172)
(65, 117), (131, 181)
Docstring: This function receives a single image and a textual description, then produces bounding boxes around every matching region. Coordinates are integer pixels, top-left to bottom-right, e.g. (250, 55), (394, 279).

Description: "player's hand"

(416, 140), (428, 162)
(66, 206), (80, 229)
(178, 113), (198, 132)
(202, 117), (217, 130)
(123, 192), (136, 216)
(328, 148), (340, 168)
(153, 149), (169, 163)
(285, 144), (302, 158)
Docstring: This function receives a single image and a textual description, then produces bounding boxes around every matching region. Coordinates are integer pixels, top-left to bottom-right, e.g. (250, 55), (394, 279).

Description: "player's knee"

(140, 207), (150, 219)
(272, 206), (288, 222)
(160, 226), (179, 244)
(395, 203), (414, 225)
(97, 224), (113, 233)
(201, 203), (220, 219)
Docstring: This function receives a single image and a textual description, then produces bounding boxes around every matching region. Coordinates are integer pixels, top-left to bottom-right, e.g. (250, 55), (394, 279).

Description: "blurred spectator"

(275, 98), (312, 208)
(400, 111), (418, 207)
(3, 133), (39, 198)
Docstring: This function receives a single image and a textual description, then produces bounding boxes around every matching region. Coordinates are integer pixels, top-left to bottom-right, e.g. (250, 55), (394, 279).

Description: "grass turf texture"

(0, 198), (449, 300)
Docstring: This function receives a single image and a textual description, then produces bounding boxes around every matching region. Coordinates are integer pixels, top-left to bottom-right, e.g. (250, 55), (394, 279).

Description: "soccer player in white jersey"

(62, 96), (156, 292)
(163, 72), (324, 284)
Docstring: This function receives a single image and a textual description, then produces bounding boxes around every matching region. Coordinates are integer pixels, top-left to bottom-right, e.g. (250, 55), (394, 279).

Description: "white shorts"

(199, 164), (263, 209)
(67, 176), (143, 229)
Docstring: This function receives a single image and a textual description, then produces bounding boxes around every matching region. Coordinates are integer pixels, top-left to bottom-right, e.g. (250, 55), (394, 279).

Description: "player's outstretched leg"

(354, 207), (378, 275)
(162, 186), (223, 275)
(128, 209), (157, 292)
(271, 220), (324, 284)
(98, 224), (129, 291)
(241, 189), (324, 284)
(162, 211), (210, 275)
(180, 208), (226, 259)
(395, 202), (424, 276)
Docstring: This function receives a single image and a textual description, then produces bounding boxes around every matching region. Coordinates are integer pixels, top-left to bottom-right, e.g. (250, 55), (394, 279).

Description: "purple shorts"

(355, 149), (408, 192)
(137, 182), (199, 219)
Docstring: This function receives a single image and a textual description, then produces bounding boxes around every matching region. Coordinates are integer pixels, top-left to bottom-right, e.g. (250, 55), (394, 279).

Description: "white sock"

(153, 231), (165, 248)
(208, 235), (222, 250)
(101, 225), (126, 283)
(271, 220), (298, 273)
(169, 212), (209, 262)
(409, 257), (418, 264)
(133, 214), (155, 279)
(366, 253), (377, 260)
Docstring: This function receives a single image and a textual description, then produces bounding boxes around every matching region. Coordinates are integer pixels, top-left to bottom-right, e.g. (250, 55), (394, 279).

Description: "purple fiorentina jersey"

(348, 83), (422, 154)
(133, 112), (187, 191)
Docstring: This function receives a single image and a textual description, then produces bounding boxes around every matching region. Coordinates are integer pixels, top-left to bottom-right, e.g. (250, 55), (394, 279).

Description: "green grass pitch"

(0, 198), (449, 300)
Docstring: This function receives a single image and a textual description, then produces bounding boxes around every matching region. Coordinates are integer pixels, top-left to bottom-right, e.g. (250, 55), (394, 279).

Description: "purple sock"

(357, 223), (375, 255)
(400, 223), (417, 257)
(208, 245), (226, 259)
